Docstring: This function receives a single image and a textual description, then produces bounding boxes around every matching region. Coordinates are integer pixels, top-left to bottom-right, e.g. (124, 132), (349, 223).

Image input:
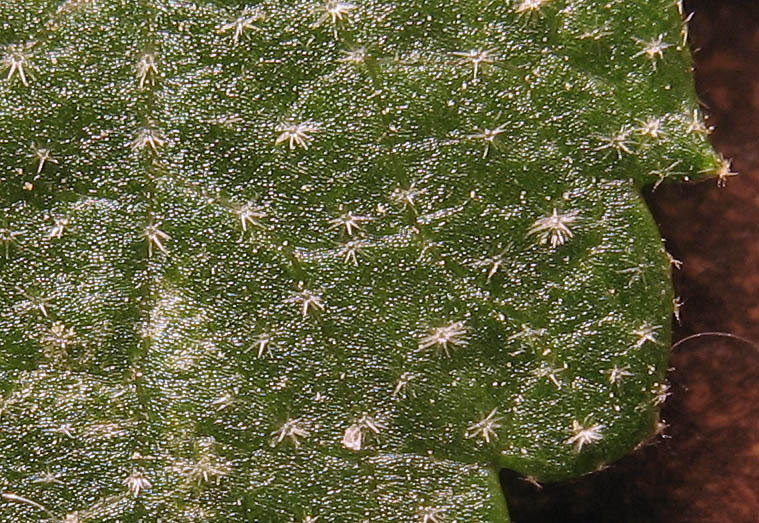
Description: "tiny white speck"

(673, 296), (684, 324)
(507, 323), (548, 344)
(527, 208), (580, 248)
(534, 361), (566, 389)
(57, 0), (93, 14)
(329, 211), (372, 236)
(341, 415), (384, 451)
(594, 126), (634, 158)
(217, 10), (264, 45)
(469, 124), (507, 158)
(51, 423), (75, 438)
(473, 247), (511, 281)
(17, 286), (51, 317)
(251, 332), (273, 358)
(337, 239), (364, 266)
(515, 0), (552, 14)
(206, 114), (244, 127)
(286, 285), (325, 318)
(686, 108), (711, 136)
(42, 322), (76, 353)
(390, 184), (424, 210)
(123, 469), (151, 497)
(175, 443), (231, 486)
(136, 53), (158, 89)
(607, 365), (633, 385)
(418, 321), (468, 357)
(275, 121), (320, 150)
(131, 128), (165, 152)
(339, 47), (368, 64)
(566, 419), (604, 451)
(702, 155), (737, 187)
(270, 418), (310, 448)
(636, 117), (665, 140)
(632, 323), (661, 348)
(2, 44), (33, 86)
(652, 382), (671, 406)
(665, 250), (683, 269)
(579, 24), (612, 40)
(651, 160), (683, 189)
(144, 223), (170, 256)
(451, 48), (496, 81)
(392, 371), (414, 398)
(313, 1), (356, 28)
(418, 506), (446, 523)
(46, 216), (69, 240)
(235, 204), (266, 232)
(633, 34), (671, 69)
(211, 393), (234, 411)
(0, 227), (21, 258)
(465, 408), (503, 443)
(32, 145), (57, 174)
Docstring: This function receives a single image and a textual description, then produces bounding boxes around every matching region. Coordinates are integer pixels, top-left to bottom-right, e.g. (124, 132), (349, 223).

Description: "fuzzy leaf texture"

(0, 0), (720, 521)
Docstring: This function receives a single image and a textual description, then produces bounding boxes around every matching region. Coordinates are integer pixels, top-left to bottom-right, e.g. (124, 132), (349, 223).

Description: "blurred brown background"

(502, 1), (759, 521)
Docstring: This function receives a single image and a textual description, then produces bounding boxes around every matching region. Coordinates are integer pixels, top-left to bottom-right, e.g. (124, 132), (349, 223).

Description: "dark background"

(501, 1), (759, 521)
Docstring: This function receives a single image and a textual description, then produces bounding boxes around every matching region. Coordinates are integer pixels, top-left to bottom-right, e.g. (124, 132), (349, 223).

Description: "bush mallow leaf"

(0, 0), (720, 521)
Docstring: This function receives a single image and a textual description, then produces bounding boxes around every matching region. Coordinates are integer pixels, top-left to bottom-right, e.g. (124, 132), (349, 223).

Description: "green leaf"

(0, 0), (718, 521)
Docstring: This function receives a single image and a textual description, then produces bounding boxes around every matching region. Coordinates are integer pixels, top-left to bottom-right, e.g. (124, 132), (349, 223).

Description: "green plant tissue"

(0, 0), (720, 521)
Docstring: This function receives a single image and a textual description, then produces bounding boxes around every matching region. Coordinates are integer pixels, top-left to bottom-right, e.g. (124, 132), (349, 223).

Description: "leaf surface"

(0, 0), (717, 521)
